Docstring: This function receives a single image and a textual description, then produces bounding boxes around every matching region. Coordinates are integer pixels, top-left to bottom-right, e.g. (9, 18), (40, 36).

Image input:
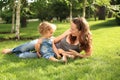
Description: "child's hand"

(37, 52), (41, 58)
(38, 54), (41, 58)
(56, 54), (61, 59)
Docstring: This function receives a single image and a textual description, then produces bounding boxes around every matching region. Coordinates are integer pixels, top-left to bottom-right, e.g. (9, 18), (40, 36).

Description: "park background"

(0, 0), (120, 80)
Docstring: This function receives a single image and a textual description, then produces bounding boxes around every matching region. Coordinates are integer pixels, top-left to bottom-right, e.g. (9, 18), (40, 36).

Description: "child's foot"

(68, 55), (75, 59)
(59, 56), (67, 63)
(1, 49), (12, 54)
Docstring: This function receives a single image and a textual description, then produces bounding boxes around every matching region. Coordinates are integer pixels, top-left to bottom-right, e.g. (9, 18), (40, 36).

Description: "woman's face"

(70, 21), (80, 36)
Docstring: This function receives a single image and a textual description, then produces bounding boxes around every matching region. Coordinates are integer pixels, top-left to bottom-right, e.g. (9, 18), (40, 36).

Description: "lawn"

(0, 18), (120, 80)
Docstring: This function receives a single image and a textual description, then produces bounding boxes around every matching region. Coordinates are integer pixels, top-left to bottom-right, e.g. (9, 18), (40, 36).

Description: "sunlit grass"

(0, 18), (120, 80)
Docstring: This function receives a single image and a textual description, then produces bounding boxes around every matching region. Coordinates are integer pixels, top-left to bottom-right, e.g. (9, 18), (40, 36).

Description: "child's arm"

(35, 38), (42, 58)
(52, 39), (61, 59)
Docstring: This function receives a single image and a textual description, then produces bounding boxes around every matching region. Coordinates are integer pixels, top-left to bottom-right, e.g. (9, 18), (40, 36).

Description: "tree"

(95, 0), (111, 20)
(0, 0), (12, 23)
(0, 0), (8, 17)
(20, 0), (29, 27)
(15, 0), (21, 40)
(65, 0), (82, 21)
(51, 1), (69, 21)
(30, 0), (53, 21)
(82, 0), (87, 17)
(11, 0), (16, 33)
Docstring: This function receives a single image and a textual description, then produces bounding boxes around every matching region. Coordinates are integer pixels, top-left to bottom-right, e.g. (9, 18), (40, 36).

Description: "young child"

(35, 21), (66, 63)
(1, 21), (69, 62)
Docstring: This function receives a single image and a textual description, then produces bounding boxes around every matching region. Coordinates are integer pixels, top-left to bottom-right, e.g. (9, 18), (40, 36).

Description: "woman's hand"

(69, 49), (92, 58)
(69, 49), (79, 56)
(69, 49), (84, 58)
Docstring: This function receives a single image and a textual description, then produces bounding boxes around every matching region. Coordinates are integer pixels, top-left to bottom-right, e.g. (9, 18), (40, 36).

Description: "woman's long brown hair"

(69, 17), (92, 51)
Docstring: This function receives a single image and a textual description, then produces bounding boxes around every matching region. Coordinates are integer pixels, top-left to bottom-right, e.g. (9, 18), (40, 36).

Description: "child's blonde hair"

(38, 21), (56, 35)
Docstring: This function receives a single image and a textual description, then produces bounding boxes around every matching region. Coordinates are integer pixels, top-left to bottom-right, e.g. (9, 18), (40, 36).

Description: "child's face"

(46, 29), (54, 38)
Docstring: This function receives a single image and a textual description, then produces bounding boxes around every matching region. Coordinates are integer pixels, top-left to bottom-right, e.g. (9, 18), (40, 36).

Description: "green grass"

(0, 18), (120, 80)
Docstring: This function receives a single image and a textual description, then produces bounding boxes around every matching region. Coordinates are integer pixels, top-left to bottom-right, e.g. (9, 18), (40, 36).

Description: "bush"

(51, 1), (69, 22)
(116, 12), (120, 25)
(1, 10), (12, 23)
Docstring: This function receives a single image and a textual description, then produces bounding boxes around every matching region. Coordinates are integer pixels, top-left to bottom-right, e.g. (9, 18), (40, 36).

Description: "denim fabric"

(40, 38), (55, 59)
(18, 52), (38, 58)
(12, 39), (38, 53)
(12, 39), (38, 58)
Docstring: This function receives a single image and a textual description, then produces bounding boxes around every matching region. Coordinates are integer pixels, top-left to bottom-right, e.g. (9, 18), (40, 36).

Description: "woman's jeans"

(12, 39), (38, 58)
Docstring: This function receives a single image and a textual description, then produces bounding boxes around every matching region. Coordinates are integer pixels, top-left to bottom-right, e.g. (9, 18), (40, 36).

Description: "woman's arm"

(54, 29), (71, 43)
(68, 49), (84, 58)
(52, 29), (71, 58)
(35, 39), (42, 58)
(84, 45), (93, 57)
(69, 45), (92, 58)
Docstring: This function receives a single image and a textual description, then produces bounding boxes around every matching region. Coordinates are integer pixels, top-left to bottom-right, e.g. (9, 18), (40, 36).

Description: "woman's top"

(55, 36), (81, 53)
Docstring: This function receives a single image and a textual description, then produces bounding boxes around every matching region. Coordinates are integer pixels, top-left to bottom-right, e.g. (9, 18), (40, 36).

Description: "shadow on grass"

(90, 19), (119, 30)
(1, 55), (60, 76)
(1, 54), (69, 71)
(0, 31), (12, 34)
(0, 36), (38, 42)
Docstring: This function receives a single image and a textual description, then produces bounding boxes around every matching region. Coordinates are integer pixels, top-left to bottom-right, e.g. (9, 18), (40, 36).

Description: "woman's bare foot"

(1, 49), (12, 54)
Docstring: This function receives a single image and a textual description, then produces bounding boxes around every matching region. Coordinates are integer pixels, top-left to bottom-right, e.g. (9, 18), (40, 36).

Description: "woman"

(53, 17), (92, 58)
(2, 17), (92, 58)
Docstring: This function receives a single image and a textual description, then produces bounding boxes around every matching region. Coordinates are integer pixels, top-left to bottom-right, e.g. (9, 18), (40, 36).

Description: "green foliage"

(1, 0), (114, 22)
(110, 0), (120, 5)
(0, 0), (9, 10)
(116, 12), (120, 25)
(110, 0), (120, 25)
(0, 18), (120, 80)
(95, 0), (111, 6)
(30, 0), (53, 21)
(1, 9), (12, 23)
(29, 0), (85, 21)
(51, 1), (69, 21)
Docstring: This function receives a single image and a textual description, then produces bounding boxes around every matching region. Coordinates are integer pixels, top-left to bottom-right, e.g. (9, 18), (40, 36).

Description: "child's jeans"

(11, 39), (38, 58)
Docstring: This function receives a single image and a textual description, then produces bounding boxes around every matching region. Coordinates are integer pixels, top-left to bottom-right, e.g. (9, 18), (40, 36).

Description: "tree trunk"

(108, 11), (113, 18)
(86, 6), (91, 18)
(98, 6), (106, 20)
(11, 1), (15, 33)
(82, 0), (87, 17)
(70, 2), (72, 21)
(21, 16), (27, 27)
(15, 0), (21, 40)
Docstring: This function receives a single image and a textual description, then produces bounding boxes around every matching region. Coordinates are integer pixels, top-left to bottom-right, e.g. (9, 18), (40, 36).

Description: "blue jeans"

(12, 39), (38, 58)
